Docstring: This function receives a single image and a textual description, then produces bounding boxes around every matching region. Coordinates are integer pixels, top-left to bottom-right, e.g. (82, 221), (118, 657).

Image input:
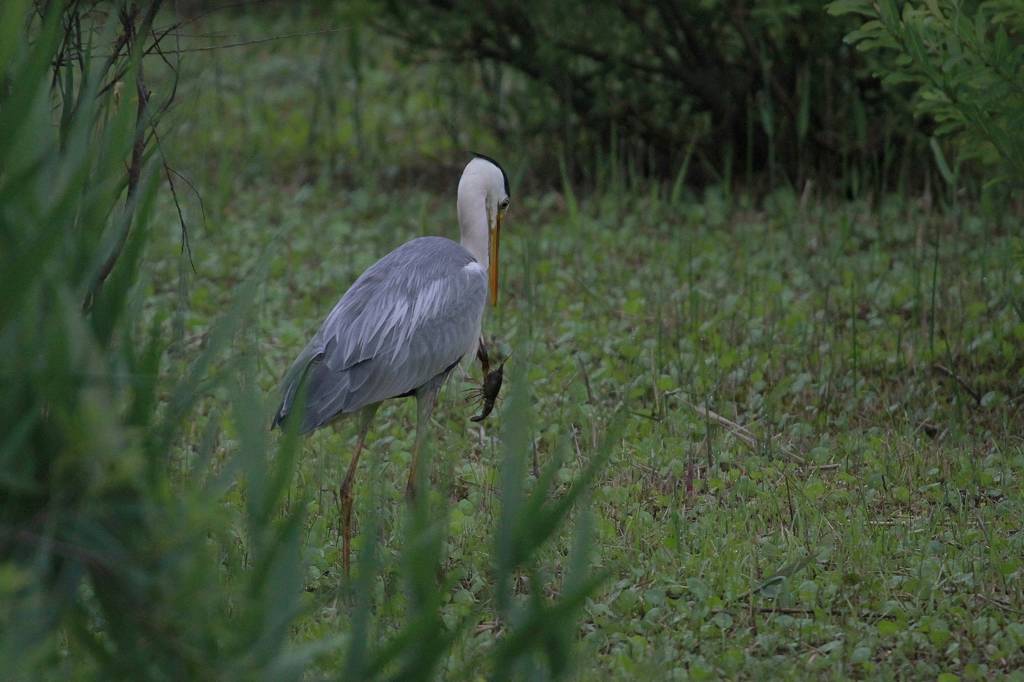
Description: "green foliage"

(331, 362), (612, 681)
(2, 9), (608, 679)
(367, 0), (918, 192)
(166, 164), (1024, 678)
(149, 10), (1022, 677)
(830, 0), (1024, 187)
(0, 4), (310, 678)
(4, 3), (1024, 680)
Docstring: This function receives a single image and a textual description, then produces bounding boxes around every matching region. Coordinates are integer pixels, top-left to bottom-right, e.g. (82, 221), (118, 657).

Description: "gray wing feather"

(274, 236), (486, 433)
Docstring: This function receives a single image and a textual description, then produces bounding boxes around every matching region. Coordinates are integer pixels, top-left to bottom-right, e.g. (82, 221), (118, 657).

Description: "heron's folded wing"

(280, 237), (487, 432)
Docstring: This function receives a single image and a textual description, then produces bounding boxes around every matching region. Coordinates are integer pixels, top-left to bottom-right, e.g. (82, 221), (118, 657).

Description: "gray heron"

(272, 154), (510, 575)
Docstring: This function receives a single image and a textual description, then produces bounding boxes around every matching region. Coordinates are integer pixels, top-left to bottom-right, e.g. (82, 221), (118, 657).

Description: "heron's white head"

(457, 153), (510, 306)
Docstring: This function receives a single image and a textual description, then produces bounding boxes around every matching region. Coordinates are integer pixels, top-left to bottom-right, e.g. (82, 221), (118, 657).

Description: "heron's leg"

(406, 373), (447, 499)
(340, 403), (378, 577)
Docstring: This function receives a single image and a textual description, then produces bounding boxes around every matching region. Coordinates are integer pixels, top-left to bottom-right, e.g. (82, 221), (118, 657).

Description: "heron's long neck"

(457, 188), (489, 270)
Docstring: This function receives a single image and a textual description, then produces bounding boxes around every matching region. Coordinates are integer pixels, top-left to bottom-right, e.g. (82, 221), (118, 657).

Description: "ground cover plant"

(3, 2), (1023, 680)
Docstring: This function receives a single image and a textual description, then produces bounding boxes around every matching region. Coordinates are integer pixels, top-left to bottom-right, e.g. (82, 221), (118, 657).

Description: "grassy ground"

(145, 13), (1024, 680)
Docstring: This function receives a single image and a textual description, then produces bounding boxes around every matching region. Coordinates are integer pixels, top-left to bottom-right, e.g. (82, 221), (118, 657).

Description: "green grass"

(136, 12), (1024, 681)
(147, 172), (1024, 680)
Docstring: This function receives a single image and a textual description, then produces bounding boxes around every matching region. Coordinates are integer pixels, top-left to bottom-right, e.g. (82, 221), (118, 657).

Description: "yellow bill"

(488, 212), (501, 306)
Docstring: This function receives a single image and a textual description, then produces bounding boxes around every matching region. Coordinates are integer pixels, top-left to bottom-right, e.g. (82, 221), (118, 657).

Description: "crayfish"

(467, 338), (507, 422)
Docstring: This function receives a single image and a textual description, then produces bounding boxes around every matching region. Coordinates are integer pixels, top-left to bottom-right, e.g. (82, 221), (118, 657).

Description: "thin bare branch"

(684, 400), (806, 465)
(932, 363), (982, 406)
(87, 0), (163, 309)
(114, 27), (340, 57)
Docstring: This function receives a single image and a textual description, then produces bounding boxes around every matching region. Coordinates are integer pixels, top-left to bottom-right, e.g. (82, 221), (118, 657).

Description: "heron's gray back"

(275, 236), (487, 433)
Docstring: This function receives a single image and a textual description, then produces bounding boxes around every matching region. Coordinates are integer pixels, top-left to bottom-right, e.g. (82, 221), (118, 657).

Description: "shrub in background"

(367, 0), (922, 193)
(830, 0), (1024, 190)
